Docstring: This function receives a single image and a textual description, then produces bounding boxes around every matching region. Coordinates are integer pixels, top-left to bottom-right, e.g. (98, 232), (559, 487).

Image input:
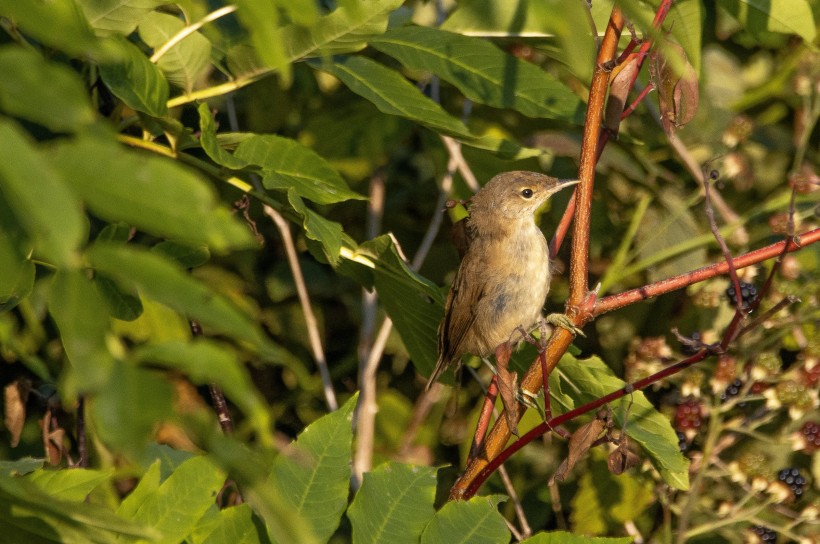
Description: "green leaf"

(717, 0), (817, 43)
(77, 0), (173, 36)
(370, 26), (584, 122)
(93, 275), (144, 321)
(356, 235), (443, 380)
(49, 135), (253, 253)
(0, 46), (97, 131)
(0, 458), (44, 477)
(0, 199), (34, 313)
(99, 36), (169, 117)
(233, 0), (287, 80)
(310, 55), (540, 159)
(233, 134), (365, 204)
(86, 244), (284, 360)
(26, 468), (112, 502)
(116, 461), (161, 520)
(139, 11), (211, 92)
(151, 240), (210, 269)
(0, 120), (85, 267)
(132, 340), (272, 440)
(347, 462), (438, 544)
(286, 190), (345, 266)
(199, 504), (266, 544)
(91, 360), (174, 453)
(198, 104), (248, 170)
(269, 394), (357, 543)
(520, 531), (633, 544)
(570, 452), (654, 536)
(0, 471), (157, 543)
(117, 455), (227, 543)
(551, 354), (690, 490)
(0, 0), (120, 61)
(48, 270), (116, 391)
(421, 495), (510, 544)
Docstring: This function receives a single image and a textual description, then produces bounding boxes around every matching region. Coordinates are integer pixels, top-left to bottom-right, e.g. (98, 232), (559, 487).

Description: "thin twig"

(703, 172), (745, 315)
(76, 396), (87, 468)
(263, 206), (338, 411)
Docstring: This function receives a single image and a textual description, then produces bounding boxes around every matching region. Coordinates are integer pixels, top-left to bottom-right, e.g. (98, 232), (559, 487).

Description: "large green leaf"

(0, 0), (120, 60)
(48, 135), (253, 253)
(86, 243), (274, 353)
(287, 190), (346, 266)
(139, 11), (211, 92)
(77, 0), (172, 36)
(48, 270), (116, 392)
(310, 56), (542, 159)
(356, 235), (443, 380)
(0, 47), (96, 131)
(26, 469), (113, 502)
(717, 0), (816, 42)
(116, 456), (226, 543)
(132, 340), (273, 441)
(197, 104), (248, 170)
(0, 195), (34, 313)
(268, 394), (357, 543)
(233, 134), (365, 204)
(347, 462), (437, 544)
(370, 26), (584, 122)
(520, 531), (633, 544)
(99, 36), (169, 117)
(0, 471), (156, 543)
(421, 495), (509, 544)
(0, 120), (85, 267)
(232, 0), (288, 79)
(199, 504), (265, 544)
(551, 354), (690, 490)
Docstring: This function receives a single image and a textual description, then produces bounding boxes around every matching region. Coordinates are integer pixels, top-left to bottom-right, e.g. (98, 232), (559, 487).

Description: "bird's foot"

(544, 313), (586, 338)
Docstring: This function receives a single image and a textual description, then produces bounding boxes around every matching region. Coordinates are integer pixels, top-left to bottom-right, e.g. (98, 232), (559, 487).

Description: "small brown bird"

(426, 171), (579, 390)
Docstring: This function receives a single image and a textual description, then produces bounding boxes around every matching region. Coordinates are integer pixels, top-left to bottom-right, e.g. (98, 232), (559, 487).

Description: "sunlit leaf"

(99, 36), (169, 117)
(77, 0), (173, 36)
(717, 0), (816, 42)
(139, 11), (211, 92)
(421, 495), (509, 544)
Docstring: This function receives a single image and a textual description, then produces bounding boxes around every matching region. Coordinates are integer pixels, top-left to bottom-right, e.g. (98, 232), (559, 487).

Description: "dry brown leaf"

(4, 379), (31, 447)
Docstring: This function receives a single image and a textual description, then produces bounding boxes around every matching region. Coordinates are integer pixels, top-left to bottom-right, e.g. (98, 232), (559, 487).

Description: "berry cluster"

(676, 431), (689, 453)
(749, 525), (777, 543)
(777, 467), (807, 499)
(720, 378), (745, 404)
(796, 421), (820, 453)
(726, 281), (758, 309)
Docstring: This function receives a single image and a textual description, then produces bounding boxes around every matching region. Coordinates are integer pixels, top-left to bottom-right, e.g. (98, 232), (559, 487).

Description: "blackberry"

(676, 431), (688, 452)
(797, 421), (820, 453)
(675, 398), (704, 432)
(726, 281), (758, 309)
(680, 331), (702, 356)
(720, 378), (744, 404)
(777, 467), (807, 499)
(749, 525), (777, 543)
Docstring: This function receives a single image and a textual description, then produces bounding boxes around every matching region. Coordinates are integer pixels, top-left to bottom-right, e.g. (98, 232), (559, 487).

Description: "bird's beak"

(558, 179), (581, 188)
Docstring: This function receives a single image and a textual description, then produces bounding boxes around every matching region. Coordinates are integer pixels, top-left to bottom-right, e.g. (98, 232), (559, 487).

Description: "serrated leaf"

(77, 0), (173, 36)
(421, 495), (509, 544)
(0, 120), (85, 267)
(49, 270), (116, 391)
(139, 11), (211, 92)
(86, 243), (273, 353)
(26, 468), (112, 502)
(268, 394), (357, 543)
(233, 134), (365, 204)
(310, 55), (541, 160)
(717, 0), (816, 42)
(49, 135), (253, 253)
(119, 456), (226, 543)
(198, 104), (248, 170)
(370, 26), (583, 122)
(99, 36), (169, 117)
(199, 504), (264, 544)
(286, 190), (345, 266)
(348, 462), (437, 544)
(0, 471), (157, 543)
(552, 354), (689, 490)
(520, 530), (633, 544)
(0, 46), (96, 131)
(356, 235), (443, 380)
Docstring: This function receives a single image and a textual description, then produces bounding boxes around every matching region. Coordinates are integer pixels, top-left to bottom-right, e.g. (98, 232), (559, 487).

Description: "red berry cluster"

(796, 421), (820, 453)
(675, 398), (704, 439)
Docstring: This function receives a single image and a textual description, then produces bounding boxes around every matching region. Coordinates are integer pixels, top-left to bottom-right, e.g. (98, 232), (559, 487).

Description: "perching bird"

(426, 171), (579, 389)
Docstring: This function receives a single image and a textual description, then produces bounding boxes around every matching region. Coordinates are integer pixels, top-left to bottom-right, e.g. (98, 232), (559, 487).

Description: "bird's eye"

(521, 188), (534, 198)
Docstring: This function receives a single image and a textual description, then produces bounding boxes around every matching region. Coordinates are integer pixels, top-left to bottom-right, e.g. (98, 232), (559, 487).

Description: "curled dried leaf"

(4, 379), (31, 447)
(651, 40), (699, 134)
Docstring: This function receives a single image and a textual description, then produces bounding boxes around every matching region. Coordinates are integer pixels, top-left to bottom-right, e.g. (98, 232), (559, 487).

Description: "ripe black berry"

(777, 467), (806, 498)
(749, 525), (777, 542)
(676, 431), (688, 452)
(726, 281), (758, 309)
(720, 378), (744, 404)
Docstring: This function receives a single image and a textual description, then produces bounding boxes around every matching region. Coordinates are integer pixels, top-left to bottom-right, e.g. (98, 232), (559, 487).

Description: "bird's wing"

(437, 254), (486, 365)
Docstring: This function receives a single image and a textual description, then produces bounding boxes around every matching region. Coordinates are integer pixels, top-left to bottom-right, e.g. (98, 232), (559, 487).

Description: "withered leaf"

(4, 379), (31, 447)
(605, 54), (641, 135)
(552, 411), (608, 483)
(608, 438), (641, 475)
(651, 40), (699, 135)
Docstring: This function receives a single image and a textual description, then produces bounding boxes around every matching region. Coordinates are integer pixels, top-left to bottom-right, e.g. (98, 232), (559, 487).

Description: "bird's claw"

(545, 313), (586, 337)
